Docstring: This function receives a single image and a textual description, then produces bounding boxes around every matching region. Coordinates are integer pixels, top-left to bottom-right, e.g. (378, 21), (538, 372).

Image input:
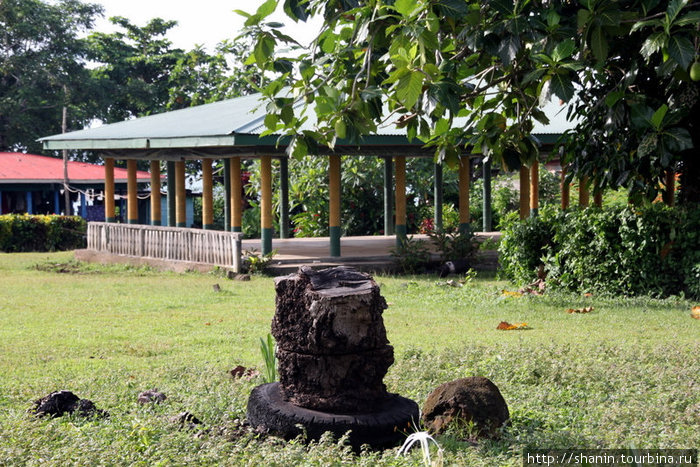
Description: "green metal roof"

(40, 92), (573, 157)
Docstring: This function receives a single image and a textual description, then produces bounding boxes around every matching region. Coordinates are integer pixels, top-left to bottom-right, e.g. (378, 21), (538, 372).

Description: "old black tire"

(247, 382), (419, 450)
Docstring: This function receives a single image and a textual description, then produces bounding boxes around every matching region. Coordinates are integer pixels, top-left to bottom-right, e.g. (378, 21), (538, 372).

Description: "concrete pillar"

(53, 190), (59, 215)
(482, 158), (492, 232)
(231, 158), (242, 233)
(329, 155), (341, 257)
(279, 157), (290, 238)
(202, 159), (214, 229)
(579, 176), (590, 208)
(105, 158), (116, 222)
(175, 161), (186, 227)
(127, 159), (138, 224)
(663, 169), (675, 206)
(223, 159), (231, 231)
(167, 161), (176, 227)
(150, 160), (161, 226)
(383, 157), (394, 236)
(530, 159), (539, 217)
(561, 164), (570, 210)
(519, 165), (530, 220)
(458, 156), (470, 233)
(395, 156), (407, 246)
(80, 192), (87, 218)
(260, 156), (273, 255)
(26, 191), (33, 214)
(434, 162), (443, 231)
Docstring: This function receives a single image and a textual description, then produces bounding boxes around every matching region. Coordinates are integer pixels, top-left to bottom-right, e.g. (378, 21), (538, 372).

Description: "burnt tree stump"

(247, 266), (419, 449)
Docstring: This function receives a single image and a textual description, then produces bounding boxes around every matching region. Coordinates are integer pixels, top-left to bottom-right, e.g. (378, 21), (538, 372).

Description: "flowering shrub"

(0, 214), (86, 252)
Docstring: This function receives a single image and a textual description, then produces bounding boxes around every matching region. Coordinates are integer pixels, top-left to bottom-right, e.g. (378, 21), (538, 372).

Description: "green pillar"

(279, 157), (290, 238)
(223, 159), (231, 231)
(167, 161), (176, 227)
(329, 155), (341, 257)
(395, 156), (407, 246)
(482, 158), (492, 232)
(384, 156), (394, 236)
(434, 162), (443, 231)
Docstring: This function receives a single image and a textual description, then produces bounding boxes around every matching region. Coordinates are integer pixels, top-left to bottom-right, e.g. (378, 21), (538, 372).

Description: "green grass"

(0, 252), (698, 466)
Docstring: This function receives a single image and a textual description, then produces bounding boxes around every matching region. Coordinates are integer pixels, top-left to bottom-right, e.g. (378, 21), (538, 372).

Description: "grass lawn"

(0, 251), (698, 466)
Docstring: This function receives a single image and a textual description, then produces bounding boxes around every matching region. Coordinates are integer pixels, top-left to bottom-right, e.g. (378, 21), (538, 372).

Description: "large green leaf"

(666, 0), (689, 24)
(640, 31), (666, 60)
(651, 104), (668, 130)
(590, 26), (608, 62)
(667, 34), (694, 69)
(498, 35), (521, 64)
(552, 39), (576, 62)
(396, 70), (424, 110)
(394, 0), (417, 17)
(663, 127), (693, 153)
(435, 0), (470, 19)
(549, 71), (575, 102)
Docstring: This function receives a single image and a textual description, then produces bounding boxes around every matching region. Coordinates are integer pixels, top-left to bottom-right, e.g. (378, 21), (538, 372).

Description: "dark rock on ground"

(229, 365), (259, 380)
(227, 271), (250, 281)
(33, 390), (108, 418)
(422, 376), (509, 438)
(170, 411), (203, 430)
(138, 389), (167, 404)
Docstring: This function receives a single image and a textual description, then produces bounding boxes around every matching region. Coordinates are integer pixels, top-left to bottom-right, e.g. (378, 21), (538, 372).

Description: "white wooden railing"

(87, 222), (243, 272)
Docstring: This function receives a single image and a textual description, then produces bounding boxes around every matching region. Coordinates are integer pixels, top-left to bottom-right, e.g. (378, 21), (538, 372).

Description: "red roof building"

(0, 152), (152, 219)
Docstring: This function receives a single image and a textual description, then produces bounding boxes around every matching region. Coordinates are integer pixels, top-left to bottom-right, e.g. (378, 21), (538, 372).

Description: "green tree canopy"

(240, 0), (699, 205)
(0, 0), (102, 152)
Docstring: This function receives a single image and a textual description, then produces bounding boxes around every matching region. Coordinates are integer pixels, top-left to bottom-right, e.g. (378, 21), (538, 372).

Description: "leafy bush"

(0, 214), (86, 252)
(499, 205), (700, 298)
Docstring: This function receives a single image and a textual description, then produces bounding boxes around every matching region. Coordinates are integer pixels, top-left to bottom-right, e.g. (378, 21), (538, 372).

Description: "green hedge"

(0, 214), (87, 252)
(499, 204), (700, 298)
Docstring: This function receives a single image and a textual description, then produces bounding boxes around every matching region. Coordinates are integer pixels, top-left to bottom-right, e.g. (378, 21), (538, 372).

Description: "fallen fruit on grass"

(691, 306), (700, 320)
(567, 307), (594, 314)
(501, 290), (523, 297)
(496, 321), (529, 330)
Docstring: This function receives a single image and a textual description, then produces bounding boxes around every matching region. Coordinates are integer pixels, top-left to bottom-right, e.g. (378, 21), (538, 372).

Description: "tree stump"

(247, 266), (419, 449)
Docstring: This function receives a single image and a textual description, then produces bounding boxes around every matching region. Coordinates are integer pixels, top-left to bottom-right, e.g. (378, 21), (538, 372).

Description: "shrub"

(0, 214), (86, 252)
(499, 205), (700, 298)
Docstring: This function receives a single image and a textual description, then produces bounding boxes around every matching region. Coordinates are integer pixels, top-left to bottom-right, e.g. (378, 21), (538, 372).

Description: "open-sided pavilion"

(40, 93), (576, 259)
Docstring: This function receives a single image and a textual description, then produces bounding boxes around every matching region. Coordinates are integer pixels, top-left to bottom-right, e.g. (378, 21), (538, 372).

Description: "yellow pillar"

(579, 176), (590, 208)
(230, 158), (242, 232)
(202, 159), (214, 229)
(458, 156), (470, 233)
(530, 159), (539, 216)
(395, 156), (407, 245)
(260, 156), (273, 254)
(127, 159), (138, 224)
(104, 158), (115, 222)
(519, 165), (530, 220)
(150, 160), (161, 225)
(561, 164), (570, 210)
(175, 161), (186, 227)
(593, 188), (603, 208)
(663, 169), (675, 206)
(329, 155), (341, 256)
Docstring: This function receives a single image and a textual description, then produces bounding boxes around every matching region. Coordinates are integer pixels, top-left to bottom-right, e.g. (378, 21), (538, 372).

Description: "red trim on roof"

(0, 152), (154, 183)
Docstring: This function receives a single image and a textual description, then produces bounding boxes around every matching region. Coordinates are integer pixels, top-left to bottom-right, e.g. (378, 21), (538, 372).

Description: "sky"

(91, 0), (321, 52)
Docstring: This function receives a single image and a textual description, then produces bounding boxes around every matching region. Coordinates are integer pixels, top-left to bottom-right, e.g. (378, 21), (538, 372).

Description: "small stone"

(138, 389), (167, 404)
(229, 365), (260, 380)
(171, 411), (203, 430)
(227, 271), (251, 281)
(422, 377), (509, 438)
(213, 284), (221, 292)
